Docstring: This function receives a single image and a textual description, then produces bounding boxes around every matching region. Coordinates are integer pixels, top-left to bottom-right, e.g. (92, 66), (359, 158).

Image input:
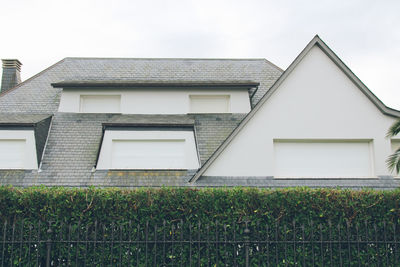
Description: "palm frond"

(387, 119), (400, 137)
(386, 147), (400, 174)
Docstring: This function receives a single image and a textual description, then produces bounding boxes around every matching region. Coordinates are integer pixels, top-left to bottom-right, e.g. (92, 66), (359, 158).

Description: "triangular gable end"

(190, 35), (400, 182)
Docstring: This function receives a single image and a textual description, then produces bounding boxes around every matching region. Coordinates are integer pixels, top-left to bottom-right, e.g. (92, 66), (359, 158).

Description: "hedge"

(0, 186), (399, 266)
(0, 186), (399, 224)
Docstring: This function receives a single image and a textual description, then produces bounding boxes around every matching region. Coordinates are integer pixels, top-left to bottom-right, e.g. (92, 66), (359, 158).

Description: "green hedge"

(0, 186), (399, 266)
(0, 186), (399, 224)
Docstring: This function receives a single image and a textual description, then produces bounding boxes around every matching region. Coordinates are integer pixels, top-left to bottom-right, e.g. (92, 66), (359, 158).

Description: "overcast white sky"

(0, 0), (399, 109)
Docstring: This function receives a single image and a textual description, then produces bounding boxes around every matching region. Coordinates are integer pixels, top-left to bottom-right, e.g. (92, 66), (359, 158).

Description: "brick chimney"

(1, 59), (22, 93)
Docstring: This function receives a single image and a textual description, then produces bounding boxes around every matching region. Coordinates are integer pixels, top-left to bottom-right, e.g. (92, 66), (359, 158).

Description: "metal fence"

(1, 219), (399, 266)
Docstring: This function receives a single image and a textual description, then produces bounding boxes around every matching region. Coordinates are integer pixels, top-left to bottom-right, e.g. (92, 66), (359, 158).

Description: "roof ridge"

(64, 57), (269, 61)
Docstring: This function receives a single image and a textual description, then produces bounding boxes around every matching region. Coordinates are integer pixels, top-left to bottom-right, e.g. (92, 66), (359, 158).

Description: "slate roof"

(0, 58), (282, 114)
(0, 57), (281, 186)
(0, 57), (283, 186)
(0, 113), (51, 124)
(0, 113), (245, 186)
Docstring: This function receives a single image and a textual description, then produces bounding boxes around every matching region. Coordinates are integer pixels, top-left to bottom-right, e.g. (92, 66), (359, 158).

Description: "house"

(0, 35), (399, 189)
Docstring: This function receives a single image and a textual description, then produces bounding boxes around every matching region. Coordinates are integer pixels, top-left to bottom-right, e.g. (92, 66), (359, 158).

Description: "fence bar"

(36, 221), (41, 267)
(394, 223), (397, 265)
(119, 224), (123, 267)
(319, 223), (323, 266)
(384, 221), (389, 266)
(356, 224), (361, 267)
(18, 221), (23, 267)
(10, 221), (15, 267)
(198, 221), (201, 267)
(154, 224), (158, 266)
(145, 221), (148, 267)
(46, 222), (52, 267)
(1, 221), (6, 267)
(329, 220), (333, 267)
(365, 220), (370, 267)
(244, 221), (250, 267)
(293, 220), (296, 266)
(0, 219), (399, 266)
(374, 222), (380, 267)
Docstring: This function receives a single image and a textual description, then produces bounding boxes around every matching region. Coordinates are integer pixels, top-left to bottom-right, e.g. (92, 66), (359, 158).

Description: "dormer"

(95, 118), (200, 170)
(53, 80), (258, 114)
(0, 115), (52, 170)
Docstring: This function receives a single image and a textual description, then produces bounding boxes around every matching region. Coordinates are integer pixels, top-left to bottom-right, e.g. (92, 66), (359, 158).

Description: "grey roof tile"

(0, 58), (282, 113)
(0, 113), (243, 186)
(0, 113), (51, 124)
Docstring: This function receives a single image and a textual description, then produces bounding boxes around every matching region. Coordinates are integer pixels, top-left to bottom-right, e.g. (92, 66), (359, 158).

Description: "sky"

(0, 0), (399, 109)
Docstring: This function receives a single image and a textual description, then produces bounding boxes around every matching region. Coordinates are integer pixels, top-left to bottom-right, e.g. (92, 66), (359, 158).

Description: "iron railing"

(1, 219), (399, 266)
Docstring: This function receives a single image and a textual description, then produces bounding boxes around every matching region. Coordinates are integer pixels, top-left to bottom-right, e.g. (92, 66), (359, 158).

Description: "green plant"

(387, 119), (400, 173)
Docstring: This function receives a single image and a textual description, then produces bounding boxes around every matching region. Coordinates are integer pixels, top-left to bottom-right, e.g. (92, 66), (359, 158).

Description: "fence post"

(244, 221), (251, 267)
(46, 221), (53, 267)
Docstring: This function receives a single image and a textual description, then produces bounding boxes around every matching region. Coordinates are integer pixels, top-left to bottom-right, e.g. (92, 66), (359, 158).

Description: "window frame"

(79, 94), (121, 113)
(189, 94), (231, 113)
(96, 128), (200, 170)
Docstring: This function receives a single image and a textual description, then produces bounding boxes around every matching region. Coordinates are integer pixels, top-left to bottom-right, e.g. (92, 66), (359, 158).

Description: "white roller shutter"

(274, 141), (372, 177)
(190, 95), (230, 113)
(111, 139), (185, 169)
(0, 140), (25, 169)
(80, 95), (121, 113)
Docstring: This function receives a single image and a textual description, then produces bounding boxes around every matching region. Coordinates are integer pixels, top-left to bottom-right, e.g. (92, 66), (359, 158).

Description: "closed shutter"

(111, 139), (185, 169)
(274, 141), (372, 177)
(190, 95), (230, 113)
(80, 95), (121, 113)
(0, 140), (25, 169)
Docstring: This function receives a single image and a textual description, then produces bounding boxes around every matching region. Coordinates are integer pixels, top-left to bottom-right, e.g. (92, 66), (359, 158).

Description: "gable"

(197, 39), (399, 179)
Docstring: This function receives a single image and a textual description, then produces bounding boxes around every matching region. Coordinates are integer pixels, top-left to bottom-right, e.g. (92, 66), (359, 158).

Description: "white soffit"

(97, 130), (199, 170)
(80, 95), (121, 113)
(274, 140), (373, 178)
(0, 130), (38, 169)
(190, 95), (230, 113)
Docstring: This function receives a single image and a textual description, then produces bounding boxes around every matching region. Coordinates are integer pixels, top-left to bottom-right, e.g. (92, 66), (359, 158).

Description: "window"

(391, 140), (400, 153)
(189, 95), (230, 113)
(0, 140), (25, 169)
(274, 140), (373, 177)
(0, 130), (38, 169)
(111, 139), (185, 169)
(97, 130), (199, 170)
(80, 95), (121, 113)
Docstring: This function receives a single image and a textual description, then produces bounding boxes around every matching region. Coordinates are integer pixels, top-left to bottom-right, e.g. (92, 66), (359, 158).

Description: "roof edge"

(102, 123), (194, 128)
(0, 58), (66, 97)
(64, 57), (271, 61)
(51, 81), (260, 88)
(314, 37), (400, 117)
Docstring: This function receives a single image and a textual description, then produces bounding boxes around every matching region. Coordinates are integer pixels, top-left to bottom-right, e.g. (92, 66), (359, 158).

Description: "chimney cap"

(2, 59), (22, 71)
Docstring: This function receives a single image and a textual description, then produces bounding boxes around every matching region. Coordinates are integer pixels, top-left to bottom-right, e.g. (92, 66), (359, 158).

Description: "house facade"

(0, 36), (399, 188)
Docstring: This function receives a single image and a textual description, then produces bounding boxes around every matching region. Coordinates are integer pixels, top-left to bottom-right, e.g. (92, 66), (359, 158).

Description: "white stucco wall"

(58, 89), (251, 114)
(204, 46), (398, 177)
(97, 130), (200, 169)
(0, 130), (38, 169)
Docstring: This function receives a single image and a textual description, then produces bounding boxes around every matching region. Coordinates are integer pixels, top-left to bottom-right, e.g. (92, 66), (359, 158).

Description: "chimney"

(1, 59), (22, 93)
